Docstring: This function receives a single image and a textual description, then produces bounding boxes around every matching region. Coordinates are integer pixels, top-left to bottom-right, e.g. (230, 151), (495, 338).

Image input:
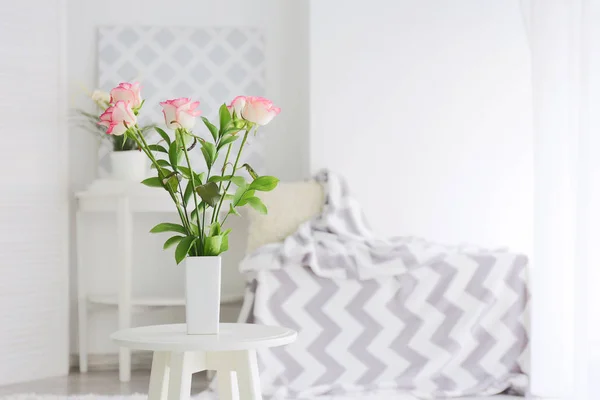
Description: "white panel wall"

(310, 0), (533, 253)
(68, 0), (309, 356)
(0, 0), (69, 385)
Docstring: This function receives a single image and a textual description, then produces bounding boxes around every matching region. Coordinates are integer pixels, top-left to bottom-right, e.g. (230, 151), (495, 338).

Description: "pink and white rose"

(228, 96), (247, 118)
(160, 98), (201, 130)
(229, 96), (280, 126)
(110, 82), (142, 108)
(98, 101), (137, 136)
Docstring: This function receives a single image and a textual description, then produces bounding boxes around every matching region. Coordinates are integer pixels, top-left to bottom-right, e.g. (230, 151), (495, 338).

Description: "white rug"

(0, 393), (525, 400)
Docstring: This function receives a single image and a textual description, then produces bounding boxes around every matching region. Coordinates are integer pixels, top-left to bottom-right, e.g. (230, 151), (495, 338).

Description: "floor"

(0, 370), (208, 397)
(0, 371), (522, 399)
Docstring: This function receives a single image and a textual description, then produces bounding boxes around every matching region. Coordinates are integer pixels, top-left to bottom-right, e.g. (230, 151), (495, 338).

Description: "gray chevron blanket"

(239, 171), (530, 399)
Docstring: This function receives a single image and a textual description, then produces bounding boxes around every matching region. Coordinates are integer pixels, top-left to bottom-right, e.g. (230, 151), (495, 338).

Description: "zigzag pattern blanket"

(239, 171), (530, 399)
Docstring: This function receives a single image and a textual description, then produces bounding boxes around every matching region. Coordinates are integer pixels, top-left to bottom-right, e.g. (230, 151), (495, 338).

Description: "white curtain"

(524, 0), (600, 398)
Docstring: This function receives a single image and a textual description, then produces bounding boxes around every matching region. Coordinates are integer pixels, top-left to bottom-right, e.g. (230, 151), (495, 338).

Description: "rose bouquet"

(98, 83), (281, 264)
(75, 83), (153, 151)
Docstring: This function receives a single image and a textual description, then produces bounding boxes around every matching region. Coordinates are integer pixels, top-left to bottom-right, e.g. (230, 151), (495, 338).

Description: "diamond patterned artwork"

(97, 26), (266, 177)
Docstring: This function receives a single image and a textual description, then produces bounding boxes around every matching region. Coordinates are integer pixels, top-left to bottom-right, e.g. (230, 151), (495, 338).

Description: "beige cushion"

(246, 181), (324, 253)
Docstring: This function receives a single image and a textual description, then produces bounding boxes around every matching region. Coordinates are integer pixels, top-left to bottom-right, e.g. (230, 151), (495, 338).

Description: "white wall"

(70, 0), (532, 361)
(310, 0), (533, 253)
(0, 0), (69, 384)
(68, 0), (309, 356)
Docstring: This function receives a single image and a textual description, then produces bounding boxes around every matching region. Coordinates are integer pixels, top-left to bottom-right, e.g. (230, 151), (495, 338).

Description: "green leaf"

(203, 235), (222, 256)
(157, 169), (179, 192)
(218, 104), (232, 135)
(219, 233), (229, 253)
(246, 196), (268, 214)
(168, 141), (181, 170)
(163, 235), (183, 249)
(157, 168), (174, 179)
(150, 159), (171, 169)
(250, 176), (279, 191)
(241, 163), (259, 180)
(150, 222), (187, 235)
(208, 175), (246, 187)
(148, 144), (168, 153)
(233, 185), (248, 205)
(229, 203), (241, 217)
(233, 187), (255, 206)
(201, 117), (219, 142)
(208, 175), (228, 183)
(217, 134), (239, 150)
(208, 222), (221, 237)
(231, 176), (247, 187)
(178, 166), (191, 179)
(200, 141), (216, 169)
(175, 236), (197, 264)
(183, 180), (193, 205)
(222, 127), (242, 136)
(239, 190), (255, 206)
(177, 167), (203, 183)
(154, 127), (171, 146)
(195, 182), (221, 207)
(141, 177), (163, 188)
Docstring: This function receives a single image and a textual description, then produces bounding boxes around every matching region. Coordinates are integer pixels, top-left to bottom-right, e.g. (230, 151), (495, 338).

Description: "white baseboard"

(69, 352), (153, 371)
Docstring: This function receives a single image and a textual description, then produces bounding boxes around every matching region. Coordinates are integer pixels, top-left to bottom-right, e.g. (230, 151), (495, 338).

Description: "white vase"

(185, 256), (221, 335)
(110, 150), (147, 181)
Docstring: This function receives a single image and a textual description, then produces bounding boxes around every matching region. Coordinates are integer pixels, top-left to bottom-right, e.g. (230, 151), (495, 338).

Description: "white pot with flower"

(98, 84), (281, 335)
(75, 83), (152, 181)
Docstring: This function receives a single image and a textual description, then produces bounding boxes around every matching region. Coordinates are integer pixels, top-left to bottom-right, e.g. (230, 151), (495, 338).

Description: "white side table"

(76, 180), (240, 382)
(111, 323), (297, 400)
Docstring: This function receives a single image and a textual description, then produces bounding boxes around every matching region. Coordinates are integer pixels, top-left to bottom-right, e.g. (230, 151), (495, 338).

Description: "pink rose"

(228, 96), (247, 118)
(229, 96), (280, 126)
(160, 98), (201, 130)
(110, 82), (142, 108)
(98, 101), (137, 136)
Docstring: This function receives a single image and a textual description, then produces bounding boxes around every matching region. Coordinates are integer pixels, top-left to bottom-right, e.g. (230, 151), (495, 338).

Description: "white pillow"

(246, 181), (324, 253)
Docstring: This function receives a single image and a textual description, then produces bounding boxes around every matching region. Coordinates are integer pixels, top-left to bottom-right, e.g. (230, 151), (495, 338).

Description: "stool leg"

(148, 352), (170, 400)
(168, 352), (195, 400)
(235, 350), (262, 400)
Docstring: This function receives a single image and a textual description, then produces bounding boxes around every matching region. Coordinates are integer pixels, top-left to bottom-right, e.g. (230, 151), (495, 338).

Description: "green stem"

(214, 129), (250, 222)
(133, 128), (191, 234)
(179, 129), (203, 255)
(176, 177), (192, 234)
(212, 143), (233, 223)
(201, 165), (212, 245)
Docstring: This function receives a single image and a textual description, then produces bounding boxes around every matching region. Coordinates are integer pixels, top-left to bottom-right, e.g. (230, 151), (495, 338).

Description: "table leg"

(217, 370), (239, 400)
(117, 197), (132, 382)
(235, 350), (262, 400)
(148, 352), (170, 400)
(168, 352), (195, 400)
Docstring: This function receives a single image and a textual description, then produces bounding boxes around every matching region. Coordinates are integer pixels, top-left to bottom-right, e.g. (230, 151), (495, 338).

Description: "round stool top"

(111, 323), (297, 352)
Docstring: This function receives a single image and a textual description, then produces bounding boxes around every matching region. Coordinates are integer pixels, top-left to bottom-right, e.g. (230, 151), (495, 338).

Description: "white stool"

(111, 323), (297, 400)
